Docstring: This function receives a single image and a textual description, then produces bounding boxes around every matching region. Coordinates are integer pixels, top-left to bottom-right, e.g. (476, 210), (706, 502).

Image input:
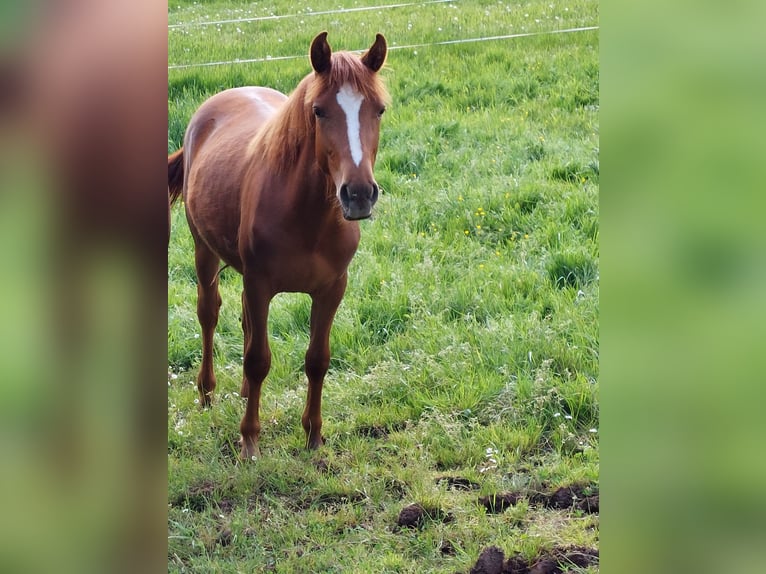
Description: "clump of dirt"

(397, 503), (427, 528)
(440, 540), (457, 556)
(470, 546), (505, 574)
(479, 484), (598, 515)
(216, 526), (233, 547)
(503, 553), (530, 573)
(532, 546), (599, 573)
(467, 545), (598, 574)
(436, 476), (480, 491)
(547, 486), (599, 513)
(478, 492), (523, 514)
(395, 503), (453, 529)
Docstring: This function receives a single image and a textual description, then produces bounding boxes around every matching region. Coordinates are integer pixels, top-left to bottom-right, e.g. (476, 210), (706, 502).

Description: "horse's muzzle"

(339, 182), (379, 220)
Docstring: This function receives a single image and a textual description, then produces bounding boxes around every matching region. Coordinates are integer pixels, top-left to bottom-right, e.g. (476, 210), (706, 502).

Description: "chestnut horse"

(168, 33), (389, 458)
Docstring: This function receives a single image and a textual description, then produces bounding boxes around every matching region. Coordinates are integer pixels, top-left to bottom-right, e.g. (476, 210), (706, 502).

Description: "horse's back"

(183, 87), (288, 271)
(186, 87), (286, 154)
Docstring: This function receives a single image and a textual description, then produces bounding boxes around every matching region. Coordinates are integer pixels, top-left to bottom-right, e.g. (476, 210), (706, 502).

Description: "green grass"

(168, 1), (599, 572)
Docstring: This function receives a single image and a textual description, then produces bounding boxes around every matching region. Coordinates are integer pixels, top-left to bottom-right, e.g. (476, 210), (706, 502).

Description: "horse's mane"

(252, 51), (390, 174)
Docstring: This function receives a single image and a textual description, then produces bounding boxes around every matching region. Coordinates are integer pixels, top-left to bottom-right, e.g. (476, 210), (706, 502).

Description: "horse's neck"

(289, 146), (339, 216)
(254, 81), (310, 173)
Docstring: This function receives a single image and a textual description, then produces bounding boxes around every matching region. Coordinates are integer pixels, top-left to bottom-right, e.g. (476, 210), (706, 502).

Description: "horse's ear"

(361, 33), (387, 73)
(310, 31), (332, 75)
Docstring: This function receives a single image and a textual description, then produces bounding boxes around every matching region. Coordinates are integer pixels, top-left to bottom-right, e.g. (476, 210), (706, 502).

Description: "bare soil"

(479, 484), (598, 514)
(468, 545), (599, 574)
(436, 475), (481, 491)
(395, 503), (454, 529)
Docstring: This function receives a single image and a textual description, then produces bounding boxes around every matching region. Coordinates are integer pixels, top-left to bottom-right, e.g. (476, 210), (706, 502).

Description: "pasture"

(168, 1), (599, 572)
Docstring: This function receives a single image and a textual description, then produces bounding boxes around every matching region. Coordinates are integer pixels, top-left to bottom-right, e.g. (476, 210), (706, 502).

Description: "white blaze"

(336, 84), (365, 167)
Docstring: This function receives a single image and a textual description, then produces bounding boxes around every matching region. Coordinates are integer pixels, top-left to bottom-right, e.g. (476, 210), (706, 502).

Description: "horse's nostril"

(340, 184), (350, 204)
(371, 183), (379, 204)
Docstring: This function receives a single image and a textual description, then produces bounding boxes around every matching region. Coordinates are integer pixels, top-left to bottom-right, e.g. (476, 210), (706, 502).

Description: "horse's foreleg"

(193, 242), (222, 407)
(239, 292), (250, 397)
(303, 274), (348, 450)
(240, 275), (271, 458)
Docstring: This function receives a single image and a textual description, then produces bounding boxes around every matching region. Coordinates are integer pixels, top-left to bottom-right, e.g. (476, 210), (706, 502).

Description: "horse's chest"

(257, 231), (359, 294)
(274, 251), (350, 293)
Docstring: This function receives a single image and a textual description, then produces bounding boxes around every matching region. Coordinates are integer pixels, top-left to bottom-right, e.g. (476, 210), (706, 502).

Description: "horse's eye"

(313, 106), (325, 118)
(378, 107), (386, 118)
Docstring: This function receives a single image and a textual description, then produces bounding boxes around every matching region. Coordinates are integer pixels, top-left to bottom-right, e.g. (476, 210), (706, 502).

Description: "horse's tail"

(168, 148), (184, 206)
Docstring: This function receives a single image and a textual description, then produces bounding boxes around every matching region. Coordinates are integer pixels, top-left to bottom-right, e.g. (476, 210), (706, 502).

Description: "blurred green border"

(602, 1), (766, 572)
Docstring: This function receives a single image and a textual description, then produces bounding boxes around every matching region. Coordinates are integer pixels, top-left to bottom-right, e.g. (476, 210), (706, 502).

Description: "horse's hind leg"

(192, 234), (222, 407)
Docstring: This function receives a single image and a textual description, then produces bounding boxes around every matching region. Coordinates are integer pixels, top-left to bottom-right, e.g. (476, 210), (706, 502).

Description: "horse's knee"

(196, 287), (221, 326)
(305, 348), (330, 381)
(244, 347), (271, 383)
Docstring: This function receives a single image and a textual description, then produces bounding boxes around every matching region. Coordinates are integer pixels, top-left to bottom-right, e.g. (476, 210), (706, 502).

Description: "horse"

(168, 32), (389, 458)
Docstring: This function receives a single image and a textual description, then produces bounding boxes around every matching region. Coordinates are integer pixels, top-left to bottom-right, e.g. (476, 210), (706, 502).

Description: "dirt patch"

(470, 546), (505, 574)
(532, 546), (599, 573)
(467, 545), (598, 574)
(395, 503), (453, 530)
(478, 492), (523, 514)
(436, 476), (480, 491)
(396, 503), (426, 528)
(171, 480), (242, 515)
(216, 498), (236, 515)
(201, 522), (234, 552)
(356, 424), (389, 439)
(479, 484), (598, 515)
(216, 526), (233, 547)
(545, 486), (599, 513)
(171, 480), (218, 512)
(504, 553), (530, 574)
(284, 490), (368, 513)
(354, 421), (406, 439)
(310, 491), (368, 509)
(312, 458), (330, 473)
(384, 477), (408, 498)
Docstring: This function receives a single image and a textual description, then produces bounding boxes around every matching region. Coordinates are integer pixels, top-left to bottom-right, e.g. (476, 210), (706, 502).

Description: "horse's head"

(307, 32), (389, 221)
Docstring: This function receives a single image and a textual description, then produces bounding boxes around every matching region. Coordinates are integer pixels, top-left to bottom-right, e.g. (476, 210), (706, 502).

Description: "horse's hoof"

(240, 438), (261, 460)
(307, 435), (325, 450)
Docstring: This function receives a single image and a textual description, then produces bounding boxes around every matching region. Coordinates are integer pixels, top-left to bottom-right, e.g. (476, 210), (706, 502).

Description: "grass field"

(168, 1), (599, 571)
